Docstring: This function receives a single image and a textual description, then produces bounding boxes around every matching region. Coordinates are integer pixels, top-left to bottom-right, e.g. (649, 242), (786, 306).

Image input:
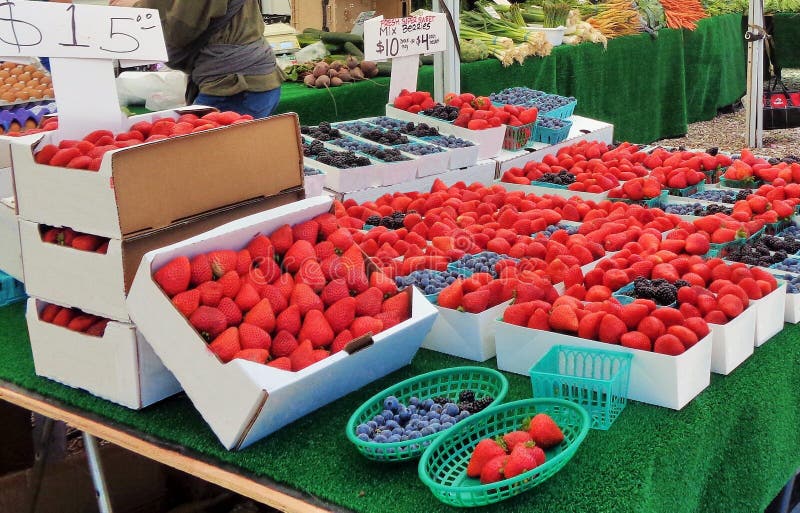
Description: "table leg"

(26, 417), (54, 513)
(83, 432), (114, 513)
(779, 470), (799, 513)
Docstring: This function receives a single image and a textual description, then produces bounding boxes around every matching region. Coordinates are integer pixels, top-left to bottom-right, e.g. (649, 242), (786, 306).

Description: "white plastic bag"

(116, 71), (188, 109)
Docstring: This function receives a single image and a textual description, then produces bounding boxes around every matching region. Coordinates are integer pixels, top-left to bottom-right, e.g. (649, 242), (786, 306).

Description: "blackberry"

(432, 396), (450, 406)
(651, 278), (669, 288)
(380, 216), (392, 227)
(707, 147), (719, 156)
(654, 285), (677, 305)
(422, 104), (460, 121)
(473, 396), (494, 412)
(674, 280), (690, 289)
(458, 401), (476, 414)
(734, 189), (752, 201)
(635, 285), (656, 299)
(458, 390), (475, 403)
(366, 215), (381, 226)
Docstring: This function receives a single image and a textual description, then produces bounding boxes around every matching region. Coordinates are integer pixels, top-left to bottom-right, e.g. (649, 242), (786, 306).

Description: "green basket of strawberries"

(418, 399), (590, 507)
(346, 367), (509, 462)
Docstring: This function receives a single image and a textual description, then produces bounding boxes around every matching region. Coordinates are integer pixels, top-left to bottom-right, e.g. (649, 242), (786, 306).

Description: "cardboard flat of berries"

(418, 399), (589, 507)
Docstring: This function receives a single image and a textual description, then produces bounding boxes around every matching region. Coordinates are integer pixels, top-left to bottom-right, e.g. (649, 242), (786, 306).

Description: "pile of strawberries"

(392, 90), (436, 114)
(444, 92), (539, 129)
(152, 212), (411, 371)
(436, 270), (559, 314)
(40, 225), (109, 254)
(38, 302), (109, 337)
(467, 413), (564, 484)
(34, 111), (253, 171)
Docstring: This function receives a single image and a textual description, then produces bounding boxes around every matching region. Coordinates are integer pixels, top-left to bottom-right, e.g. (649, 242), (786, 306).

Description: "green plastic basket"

(346, 367), (509, 462)
(718, 176), (761, 189)
(418, 398), (589, 507)
(610, 190), (668, 208)
(529, 346), (632, 430)
(502, 122), (535, 151)
(667, 180), (705, 198)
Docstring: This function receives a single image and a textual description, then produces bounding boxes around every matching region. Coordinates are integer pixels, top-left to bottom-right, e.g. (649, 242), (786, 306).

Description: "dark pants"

(194, 88), (281, 119)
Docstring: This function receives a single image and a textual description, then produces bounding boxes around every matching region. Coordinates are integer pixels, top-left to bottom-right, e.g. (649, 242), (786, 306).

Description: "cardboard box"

(0, 196), (22, 281)
(328, 159), (497, 204)
(26, 297), (181, 409)
(12, 111), (305, 239)
(753, 283), (787, 346)
(493, 116), (615, 172)
(291, 0), (375, 32)
(707, 305), (756, 375)
(495, 321), (712, 410)
(422, 300), (512, 362)
(386, 105), (504, 160)
(126, 196), (438, 449)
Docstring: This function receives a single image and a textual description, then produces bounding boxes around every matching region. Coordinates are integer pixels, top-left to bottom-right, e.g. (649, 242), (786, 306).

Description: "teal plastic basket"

(610, 190), (668, 208)
(502, 121), (536, 151)
(346, 367), (509, 462)
(539, 100), (577, 120)
(667, 180), (705, 197)
(533, 118), (573, 145)
(530, 180), (568, 189)
(0, 271), (25, 307)
(765, 219), (794, 235)
(529, 346), (632, 430)
(718, 176), (761, 189)
(418, 398), (590, 507)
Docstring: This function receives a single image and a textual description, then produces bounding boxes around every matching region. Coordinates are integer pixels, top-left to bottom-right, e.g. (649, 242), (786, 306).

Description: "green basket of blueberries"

(346, 367), (509, 462)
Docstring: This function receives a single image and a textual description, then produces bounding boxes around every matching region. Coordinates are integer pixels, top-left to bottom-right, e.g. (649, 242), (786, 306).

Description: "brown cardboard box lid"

(111, 113), (303, 239)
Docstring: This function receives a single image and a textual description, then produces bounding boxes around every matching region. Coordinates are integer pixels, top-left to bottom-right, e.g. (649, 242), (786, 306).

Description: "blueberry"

(367, 420), (378, 430)
(357, 433), (370, 441)
(373, 434), (388, 443)
(373, 415), (385, 425)
(420, 426), (435, 436)
(440, 414), (453, 424)
(401, 435), (410, 441)
(385, 420), (399, 430)
(356, 423), (371, 435)
(421, 398), (434, 410)
(398, 409), (411, 423)
(383, 396), (400, 412)
(441, 422), (454, 429)
(408, 431), (421, 439)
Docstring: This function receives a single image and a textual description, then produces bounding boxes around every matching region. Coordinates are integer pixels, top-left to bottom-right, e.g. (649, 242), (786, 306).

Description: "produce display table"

(772, 14), (800, 70)
(275, 14), (746, 144)
(1, 300), (799, 513)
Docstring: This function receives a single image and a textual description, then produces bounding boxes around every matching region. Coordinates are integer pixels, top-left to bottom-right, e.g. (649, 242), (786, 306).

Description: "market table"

(1, 298), (799, 513)
(274, 14), (746, 144)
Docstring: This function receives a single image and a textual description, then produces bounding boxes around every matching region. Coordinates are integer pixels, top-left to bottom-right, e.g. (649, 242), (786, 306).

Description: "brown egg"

(43, 87), (53, 97)
(1, 62), (15, 70)
(11, 81), (24, 90)
(4, 76), (15, 85)
(1, 91), (15, 102)
(0, 70), (9, 80)
(23, 64), (36, 73)
(32, 70), (44, 79)
(9, 66), (22, 75)
(40, 76), (51, 85)
(26, 77), (39, 87)
(15, 89), (30, 101)
(18, 72), (30, 82)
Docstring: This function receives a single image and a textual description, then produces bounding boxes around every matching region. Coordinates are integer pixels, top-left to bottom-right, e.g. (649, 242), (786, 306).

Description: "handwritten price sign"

(363, 14), (447, 61)
(0, 1), (167, 61)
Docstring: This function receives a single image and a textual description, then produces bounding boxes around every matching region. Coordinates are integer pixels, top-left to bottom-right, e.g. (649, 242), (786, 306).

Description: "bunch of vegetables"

(659, 0), (708, 30)
(636, 0), (667, 35)
(543, 1), (571, 28)
(298, 57), (379, 89)
(460, 5), (553, 66)
(563, 9), (609, 46)
(703, 0), (800, 14)
(586, 0), (642, 38)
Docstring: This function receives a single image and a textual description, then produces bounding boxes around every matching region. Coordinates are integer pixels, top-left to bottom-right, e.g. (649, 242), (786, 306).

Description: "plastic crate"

(533, 118), (573, 145)
(529, 345), (632, 430)
(530, 180), (569, 189)
(719, 176), (762, 189)
(418, 398), (590, 507)
(0, 271), (25, 307)
(502, 121), (536, 151)
(667, 180), (706, 198)
(345, 367), (509, 462)
(610, 190), (668, 209)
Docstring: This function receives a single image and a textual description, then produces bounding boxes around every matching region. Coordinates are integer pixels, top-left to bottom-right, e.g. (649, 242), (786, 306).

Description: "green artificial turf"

(1, 301), (799, 513)
(772, 14), (800, 70)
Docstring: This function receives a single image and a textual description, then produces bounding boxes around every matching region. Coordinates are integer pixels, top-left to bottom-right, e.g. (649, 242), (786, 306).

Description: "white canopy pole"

(433, 0), (460, 102)
(745, 0), (765, 148)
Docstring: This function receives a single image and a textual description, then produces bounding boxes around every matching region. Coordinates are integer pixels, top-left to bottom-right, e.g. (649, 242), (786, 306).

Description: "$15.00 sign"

(0, 1), (167, 138)
(363, 14), (447, 102)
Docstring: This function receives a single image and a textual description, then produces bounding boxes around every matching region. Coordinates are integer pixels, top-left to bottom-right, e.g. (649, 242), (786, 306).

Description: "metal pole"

(26, 417), (54, 513)
(82, 433), (114, 513)
(433, 0), (460, 102)
(745, 0), (765, 148)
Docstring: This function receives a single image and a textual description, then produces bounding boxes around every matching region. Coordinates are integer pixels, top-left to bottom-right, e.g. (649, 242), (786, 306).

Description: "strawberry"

(298, 310), (335, 348)
(480, 455), (508, 484)
(71, 234), (102, 252)
(503, 444), (540, 479)
(526, 413), (564, 449)
(502, 302), (535, 326)
(276, 273), (295, 299)
(620, 331), (651, 351)
(467, 438), (507, 478)
(244, 299), (276, 332)
(437, 280), (464, 310)
(653, 334), (685, 356)
(296, 259), (326, 292)
(598, 314), (626, 344)
(208, 327), (241, 363)
(705, 310), (729, 324)
(85, 319), (110, 337)
(289, 339), (315, 371)
(236, 249), (252, 276)
(283, 240), (315, 273)
(667, 325), (699, 349)
(461, 289), (490, 313)
(267, 357), (292, 371)
(355, 287), (383, 317)
(321, 279), (350, 306)
(331, 329), (354, 353)
(67, 314), (97, 332)
(325, 296), (356, 334)
(290, 283), (324, 315)
(314, 240), (336, 260)
(549, 305), (578, 333)
(217, 297), (243, 326)
(154, 256), (191, 297)
(637, 316), (666, 342)
(563, 266), (584, 288)
(189, 306), (228, 341)
(328, 228), (355, 253)
(247, 234), (274, 262)
(292, 220), (320, 244)
(233, 348), (269, 364)
(276, 304), (302, 336)
(40, 303), (61, 323)
(217, 270), (241, 298)
(501, 431), (532, 451)
(208, 250), (237, 278)
(239, 322), (271, 351)
(718, 294), (744, 318)
(261, 284), (288, 314)
(651, 307), (684, 327)
(52, 308), (77, 327)
(684, 233), (710, 255)
(346, 268), (370, 295)
(311, 349), (330, 363)
(381, 292), (410, 319)
(270, 224), (294, 255)
(234, 282), (261, 312)
(271, 330), (299, 357)
(350, 316), (383, 338)
(577, 311), (604, 339)
(197, 281), (223, 307)
(620, 303), (649, 330)
(685, 316), (711, 339)
(375, 311), (403, 330)
(370, 272), (398, 298)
